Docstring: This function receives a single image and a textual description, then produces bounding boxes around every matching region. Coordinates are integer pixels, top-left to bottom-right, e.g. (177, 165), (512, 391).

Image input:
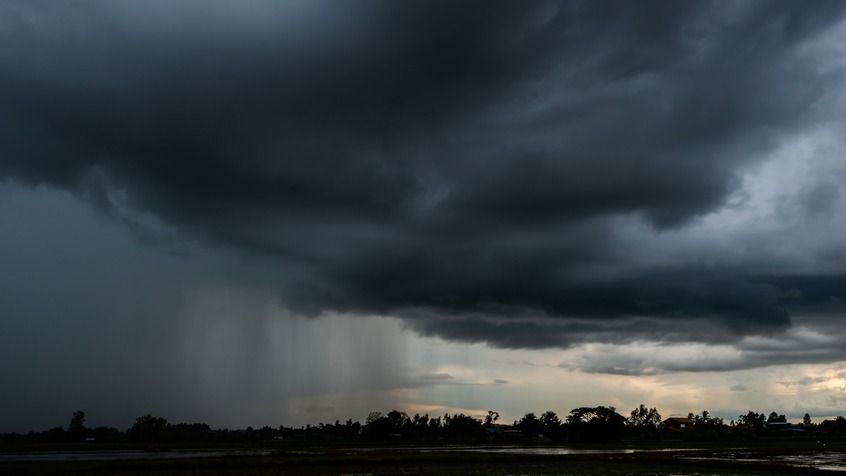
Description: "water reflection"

(3, 446), (844, 473)
(348, 446), (694, 455)
(0, 449), (271, 462)
(679, 451), (846, 473)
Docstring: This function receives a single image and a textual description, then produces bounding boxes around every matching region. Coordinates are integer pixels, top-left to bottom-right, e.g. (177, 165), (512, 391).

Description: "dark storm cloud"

(405, 274), (846, 350)
(555, 313), (846, 375)
(2, 0), (846, 347)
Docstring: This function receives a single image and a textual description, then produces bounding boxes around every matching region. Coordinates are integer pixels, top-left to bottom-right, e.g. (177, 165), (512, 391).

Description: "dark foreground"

(2, 444), (846, 475)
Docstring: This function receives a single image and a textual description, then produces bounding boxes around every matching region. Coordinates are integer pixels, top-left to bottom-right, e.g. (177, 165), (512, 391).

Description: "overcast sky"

(2, 0), (846, 432)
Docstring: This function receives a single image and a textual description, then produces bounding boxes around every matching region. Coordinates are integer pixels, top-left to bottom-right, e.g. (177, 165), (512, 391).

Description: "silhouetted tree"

(9, 403), (846, 447)
(627, 404), (662, 439)
(767, 412), (787, 424)
(91, 426), (121, 442)
(127, 414), (169, 443)
(362, 410), (410, 439)
(629, 405), (661, 427)
(738, 411), (766, 433)
(169, 422), (211, 441)
(821, 416), (846, 436)
(68, 411), (86, 441)
(407, 413), (431, 438)
(691, 410), (725, 439)
(566, 406), (626, 442)
(517, 412), (543, 437)
(43, 427), (67, 443)
(540, 411), (560, 428)
(385, 410), (408, 429)
(366, 412), (383, 425)
(539, 411), (561, 438)
(428, 415), (442, 433)
(443, 413), (483, 439)
(484, 410), (500, 427)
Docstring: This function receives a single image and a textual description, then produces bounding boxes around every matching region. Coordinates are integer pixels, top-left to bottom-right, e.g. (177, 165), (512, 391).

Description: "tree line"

(3, 406), (846, 445)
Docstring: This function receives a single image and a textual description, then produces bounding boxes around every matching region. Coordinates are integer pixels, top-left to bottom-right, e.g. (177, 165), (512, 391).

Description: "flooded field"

(1, 445), (844, 474)
(348, 445), (698, 455)
(0, 448), (271, 462)
(345, 444), (846, 471)
(0, 445), (679, 462)
(679, 450), (846, 472)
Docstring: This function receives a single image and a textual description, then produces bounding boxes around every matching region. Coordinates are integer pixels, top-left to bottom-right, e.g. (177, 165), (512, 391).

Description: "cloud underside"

(2, 0), (846, 359)
(558, 316), (846, 374)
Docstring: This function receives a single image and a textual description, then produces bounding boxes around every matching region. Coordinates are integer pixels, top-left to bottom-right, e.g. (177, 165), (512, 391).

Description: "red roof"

(663, 417), (693, 423)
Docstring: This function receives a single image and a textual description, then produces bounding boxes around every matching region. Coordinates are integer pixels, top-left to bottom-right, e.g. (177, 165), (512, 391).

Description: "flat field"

(2, 442), (846, 475)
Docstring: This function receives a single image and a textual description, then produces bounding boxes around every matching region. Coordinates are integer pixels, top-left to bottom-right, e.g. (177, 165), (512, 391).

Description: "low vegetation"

(3, 405), (845, 447)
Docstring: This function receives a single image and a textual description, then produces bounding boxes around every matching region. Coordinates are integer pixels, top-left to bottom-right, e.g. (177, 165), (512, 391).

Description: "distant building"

(765, 421), (792, 431)
(820, 419), (846, 434)
(663, 417), (693, 431)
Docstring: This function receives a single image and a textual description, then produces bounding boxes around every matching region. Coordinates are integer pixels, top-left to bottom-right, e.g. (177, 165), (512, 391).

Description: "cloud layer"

(2, 1), (846, 352)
